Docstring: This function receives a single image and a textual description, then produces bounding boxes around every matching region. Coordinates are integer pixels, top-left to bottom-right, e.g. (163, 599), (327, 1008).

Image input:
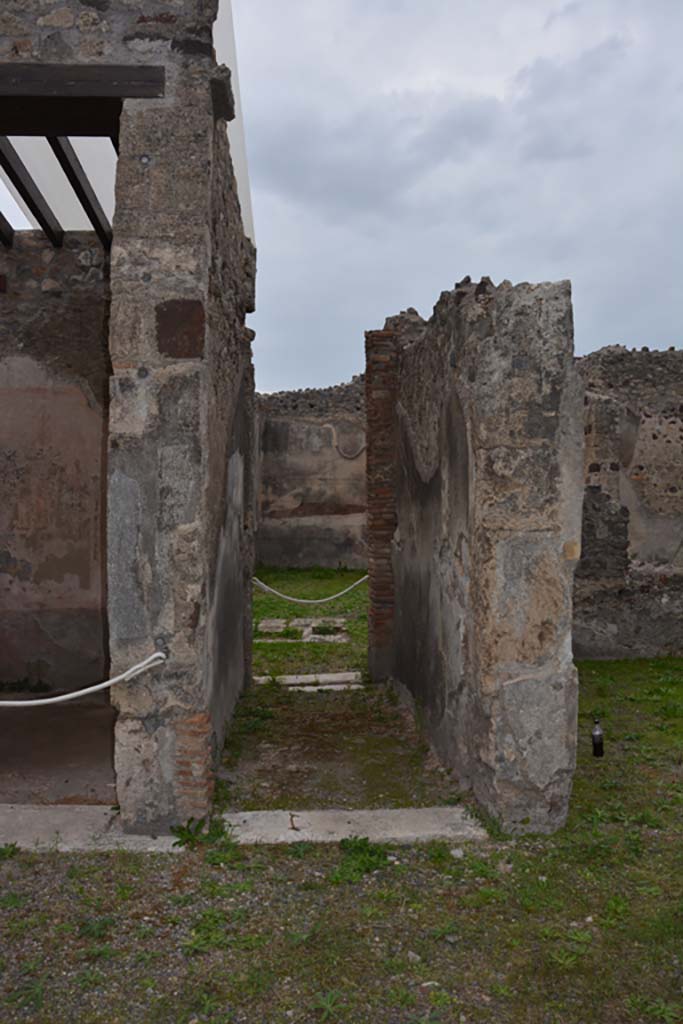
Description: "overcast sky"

(232, 0), (683, 392)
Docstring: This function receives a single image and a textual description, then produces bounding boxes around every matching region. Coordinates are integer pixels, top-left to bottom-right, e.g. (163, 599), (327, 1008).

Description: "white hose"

(0, 651), (167, 708)
(253, 575), (368, 605)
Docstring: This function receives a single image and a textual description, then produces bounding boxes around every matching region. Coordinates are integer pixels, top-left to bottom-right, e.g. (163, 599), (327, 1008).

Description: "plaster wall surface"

(367, 278), (584, 833)
(0, 0), (256, 830)
(0, 233), (109, 690)
(256, 378), (367, 569)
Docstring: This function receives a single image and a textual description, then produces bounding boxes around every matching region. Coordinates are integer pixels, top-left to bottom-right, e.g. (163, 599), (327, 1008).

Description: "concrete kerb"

(0, 803), (486, 852)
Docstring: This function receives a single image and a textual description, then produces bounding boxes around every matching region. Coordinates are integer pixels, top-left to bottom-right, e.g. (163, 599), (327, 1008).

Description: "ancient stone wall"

(366, 278), (584, 833)
(256, 378), (367, 568)
(1, 0), (256, 831)
(573, 347), (683, 658)
(0, 232), (110, 691)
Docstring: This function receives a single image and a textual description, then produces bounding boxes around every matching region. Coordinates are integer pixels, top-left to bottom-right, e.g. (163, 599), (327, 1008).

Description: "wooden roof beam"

(0, 64), (165, 99)
(0, 209), (13, 247)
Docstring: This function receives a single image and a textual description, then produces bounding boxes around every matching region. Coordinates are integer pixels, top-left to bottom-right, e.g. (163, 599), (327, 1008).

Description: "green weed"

(330, 836), (388, 883)
(312, 990), (344, 1021)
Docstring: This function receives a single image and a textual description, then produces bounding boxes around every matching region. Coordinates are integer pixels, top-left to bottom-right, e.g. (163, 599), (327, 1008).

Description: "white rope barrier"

(0, 651), (167, 708)
(253, 575), (369, 605)
(1, 574), (368, 706)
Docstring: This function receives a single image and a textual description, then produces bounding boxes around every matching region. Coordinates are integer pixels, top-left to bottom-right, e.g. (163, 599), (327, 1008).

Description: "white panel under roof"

(1, 137), (116, 234)
(10, 137), (88, 230)
(0, 175), (32, 228)
(70, 137), (116, 221)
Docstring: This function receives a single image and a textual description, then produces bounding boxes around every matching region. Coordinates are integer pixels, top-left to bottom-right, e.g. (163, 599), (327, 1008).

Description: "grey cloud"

(544, 2), (583, 30)
(232, 0), (683, 392)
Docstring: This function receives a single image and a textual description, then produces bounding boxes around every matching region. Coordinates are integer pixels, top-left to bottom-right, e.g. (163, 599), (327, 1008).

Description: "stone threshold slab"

(0, 803), (486, 852)
(0, 804), (180, 854)
(254, 671), (362, 687)
(254, 634), (349, 645)
(222, 806), (487, 845)
(287, 684), (365, 692)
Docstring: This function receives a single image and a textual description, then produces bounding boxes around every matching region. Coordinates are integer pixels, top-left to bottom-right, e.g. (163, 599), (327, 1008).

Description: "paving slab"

(222, 806), (487, 845)
(257, 619), (287, 633)
(0, 804), (180, 854)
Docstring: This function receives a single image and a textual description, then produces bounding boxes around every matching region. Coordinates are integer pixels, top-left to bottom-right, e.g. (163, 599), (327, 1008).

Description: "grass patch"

(252, 566), (368, 678)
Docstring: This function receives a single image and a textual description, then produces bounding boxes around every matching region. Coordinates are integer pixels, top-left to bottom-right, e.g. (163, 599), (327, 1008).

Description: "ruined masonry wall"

(573, 347), (683, 658)
(367, 278), (585, 833)
(0, 0), (256, 830)
(256, 378), (367, 568)
(0, 233), (109, 690)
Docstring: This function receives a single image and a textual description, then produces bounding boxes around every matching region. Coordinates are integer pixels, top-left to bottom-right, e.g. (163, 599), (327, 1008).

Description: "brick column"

(365, 330), (399, 681)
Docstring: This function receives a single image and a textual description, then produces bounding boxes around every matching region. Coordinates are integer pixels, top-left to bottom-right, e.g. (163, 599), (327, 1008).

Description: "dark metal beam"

(0, 209), (13, 247)
(0, 97), (122, 139)
(0, 64), (165, 99)
(47, 136), (112, 249)
(0, 137), (63, 247)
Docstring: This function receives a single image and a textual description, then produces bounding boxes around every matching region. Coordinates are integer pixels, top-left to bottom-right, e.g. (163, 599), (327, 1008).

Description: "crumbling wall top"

(577, 345), (683, 415)
(257, 375), (365, 417)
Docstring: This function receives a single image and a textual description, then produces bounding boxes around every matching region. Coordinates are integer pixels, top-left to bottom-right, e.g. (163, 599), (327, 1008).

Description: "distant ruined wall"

(367, 279), (584, 834)
(0, 233), (110, 691)
(256, 378), (367, 569)
(573, 346), (683, 658)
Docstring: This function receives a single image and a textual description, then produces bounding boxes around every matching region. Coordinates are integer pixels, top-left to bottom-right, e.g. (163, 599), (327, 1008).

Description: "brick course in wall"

(365, 332), (399, 679)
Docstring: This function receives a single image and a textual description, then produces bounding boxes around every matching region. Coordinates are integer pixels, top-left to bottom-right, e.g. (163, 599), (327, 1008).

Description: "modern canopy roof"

(0, 63), (166, 249)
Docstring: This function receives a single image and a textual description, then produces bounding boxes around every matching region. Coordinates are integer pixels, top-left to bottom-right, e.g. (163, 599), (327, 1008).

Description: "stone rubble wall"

(573, 347), (683, 658)
(366, 277), (585, 834)
(1, 0), (256, 831)
(255, 379), (367, 568)
(578, 344), (683, 415)
(0, 233), (110, 691)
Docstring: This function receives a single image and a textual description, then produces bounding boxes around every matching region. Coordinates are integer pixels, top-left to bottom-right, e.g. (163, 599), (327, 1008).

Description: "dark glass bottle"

(592, 718), (604, 758)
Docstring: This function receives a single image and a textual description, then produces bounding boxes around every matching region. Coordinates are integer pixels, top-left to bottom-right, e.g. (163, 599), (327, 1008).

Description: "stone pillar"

(106, 76), (215, 829)
(106, 55), (254, 834)
(365, 330), (399, 681)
